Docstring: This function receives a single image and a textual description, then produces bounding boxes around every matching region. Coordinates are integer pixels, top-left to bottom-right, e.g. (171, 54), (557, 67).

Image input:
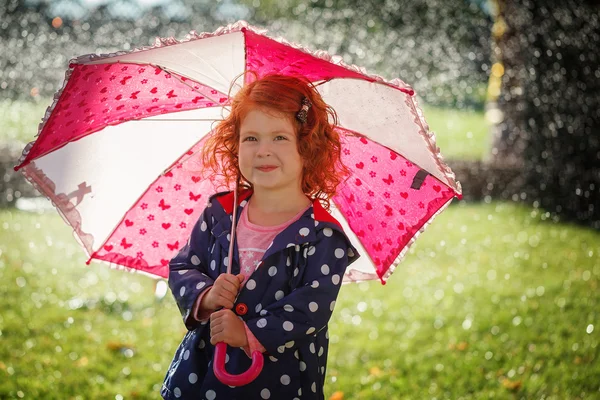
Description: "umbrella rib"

(153, 64), (232, 108)
(154, 45), (231, 97)
(181, 47), (231, 88)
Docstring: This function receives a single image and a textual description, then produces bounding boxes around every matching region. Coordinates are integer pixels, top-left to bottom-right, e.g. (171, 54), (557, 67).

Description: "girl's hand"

(201, 273), (245, 312)
(209, 309), (249, 347)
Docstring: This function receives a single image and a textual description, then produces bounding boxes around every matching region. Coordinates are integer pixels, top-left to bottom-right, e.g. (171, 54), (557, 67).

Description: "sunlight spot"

(453, 283), (464, 293)
(536, 286), (545, 296)
(462, 319), (472, 330)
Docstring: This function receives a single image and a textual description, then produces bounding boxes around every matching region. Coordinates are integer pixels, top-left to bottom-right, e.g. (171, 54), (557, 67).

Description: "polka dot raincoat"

(161, 190), (359, 400)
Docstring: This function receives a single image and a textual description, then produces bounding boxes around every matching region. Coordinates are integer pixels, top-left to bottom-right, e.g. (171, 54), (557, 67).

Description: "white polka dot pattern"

(332, 274), (341, 285)
(283, 321), (294, 331)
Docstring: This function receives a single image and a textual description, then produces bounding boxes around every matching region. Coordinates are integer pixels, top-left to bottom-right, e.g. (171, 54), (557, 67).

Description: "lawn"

(422, 106), (491, 160)
(1, 203), (598, 399)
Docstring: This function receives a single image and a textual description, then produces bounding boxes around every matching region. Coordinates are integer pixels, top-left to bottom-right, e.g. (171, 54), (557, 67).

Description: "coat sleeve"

(244, 228), (357, 356)
(168, 206), (215, 330)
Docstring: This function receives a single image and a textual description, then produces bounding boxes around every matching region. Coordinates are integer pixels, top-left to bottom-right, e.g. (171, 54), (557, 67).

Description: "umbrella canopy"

(15, 21), (461, 284)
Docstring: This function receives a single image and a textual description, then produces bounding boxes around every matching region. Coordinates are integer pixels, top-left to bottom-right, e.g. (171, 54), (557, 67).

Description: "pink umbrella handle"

(213, 342), (264, 386)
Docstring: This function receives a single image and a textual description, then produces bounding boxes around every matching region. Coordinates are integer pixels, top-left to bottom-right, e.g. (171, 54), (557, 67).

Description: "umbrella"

(15, 20), (462, 385)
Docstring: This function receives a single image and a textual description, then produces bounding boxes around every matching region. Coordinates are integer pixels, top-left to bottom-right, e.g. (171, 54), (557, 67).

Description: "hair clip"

(296, 97), (312, 123)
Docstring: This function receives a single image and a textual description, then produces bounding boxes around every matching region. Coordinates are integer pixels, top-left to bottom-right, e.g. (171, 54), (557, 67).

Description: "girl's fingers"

(210, 329), (224, 345)
(213, 283), (239, 305)
(218, 282), (238, 298)
(210, 333), (223, 346)
(210, 308), (226, 321)
(218, 274), (241, 288)
(210, 310), (235, 345)
(215, 277), (240, 297)
(236, 273), (245, 285)
(209, 295), (233, 310)
(215, 294), (234, 309)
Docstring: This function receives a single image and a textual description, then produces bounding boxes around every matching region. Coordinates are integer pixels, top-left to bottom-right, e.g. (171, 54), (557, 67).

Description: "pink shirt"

(236, 204), (308, 284)
(193, 203), (309, 357)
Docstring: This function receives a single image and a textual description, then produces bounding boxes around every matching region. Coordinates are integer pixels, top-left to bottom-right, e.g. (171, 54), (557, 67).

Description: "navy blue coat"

(161, 190), (359, 400)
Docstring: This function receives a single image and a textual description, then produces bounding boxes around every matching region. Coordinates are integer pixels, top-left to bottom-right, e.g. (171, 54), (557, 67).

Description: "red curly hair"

(201, 73), (350, 209)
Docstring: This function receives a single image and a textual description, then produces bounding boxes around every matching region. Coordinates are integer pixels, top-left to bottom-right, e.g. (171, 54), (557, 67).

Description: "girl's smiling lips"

(256, 165), (278, 172)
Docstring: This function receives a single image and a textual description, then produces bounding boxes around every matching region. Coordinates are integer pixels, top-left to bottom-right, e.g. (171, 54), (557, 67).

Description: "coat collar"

(207, 189), (359, 281)
(215, 188), (253, 215)
(215, 188), (343, 230)
(209, 189), (348, 265)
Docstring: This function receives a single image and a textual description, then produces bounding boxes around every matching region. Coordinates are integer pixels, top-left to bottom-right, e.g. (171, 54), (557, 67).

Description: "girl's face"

(238, 107), (304, 195)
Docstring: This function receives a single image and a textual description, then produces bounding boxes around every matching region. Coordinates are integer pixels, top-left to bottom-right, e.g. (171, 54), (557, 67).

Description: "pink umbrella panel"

(15, 21), (462, 284)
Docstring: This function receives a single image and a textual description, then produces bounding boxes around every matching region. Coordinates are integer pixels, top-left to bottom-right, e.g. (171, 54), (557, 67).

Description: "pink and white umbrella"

(15, 21), (461, 284)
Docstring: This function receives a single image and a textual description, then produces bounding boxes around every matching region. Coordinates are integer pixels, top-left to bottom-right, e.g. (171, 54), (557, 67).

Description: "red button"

(235, 303), (248, 316)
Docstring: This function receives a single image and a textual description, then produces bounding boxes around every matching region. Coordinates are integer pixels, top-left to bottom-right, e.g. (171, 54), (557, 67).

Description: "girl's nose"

(256, 141), (272, 157)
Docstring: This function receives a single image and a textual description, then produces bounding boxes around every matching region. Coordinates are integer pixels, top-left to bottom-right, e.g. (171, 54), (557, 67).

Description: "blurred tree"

(1, 0), (490, 108)
(0, 0), (238, 101)
(491, 0), (600, 228)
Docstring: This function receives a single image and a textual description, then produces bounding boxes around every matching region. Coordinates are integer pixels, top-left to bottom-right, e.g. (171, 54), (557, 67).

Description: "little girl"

(161, 74), (359, 400)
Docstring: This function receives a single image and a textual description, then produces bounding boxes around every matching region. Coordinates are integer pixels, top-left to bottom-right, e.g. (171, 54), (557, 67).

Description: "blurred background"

(0, 0), (598, 399)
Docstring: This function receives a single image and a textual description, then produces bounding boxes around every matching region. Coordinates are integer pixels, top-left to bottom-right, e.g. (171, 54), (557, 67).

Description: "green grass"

(422, 106), (491, 160)
(1, 203), (598, 399)
(1, 99), (489, 161)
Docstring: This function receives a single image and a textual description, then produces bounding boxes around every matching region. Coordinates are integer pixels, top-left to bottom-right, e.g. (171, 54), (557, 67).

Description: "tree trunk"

(492, 0), (600, 228)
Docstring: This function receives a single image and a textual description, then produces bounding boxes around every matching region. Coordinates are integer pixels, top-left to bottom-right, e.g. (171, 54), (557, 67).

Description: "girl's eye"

(242, 136), (257, 142)
(275, 135), (288, 141)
